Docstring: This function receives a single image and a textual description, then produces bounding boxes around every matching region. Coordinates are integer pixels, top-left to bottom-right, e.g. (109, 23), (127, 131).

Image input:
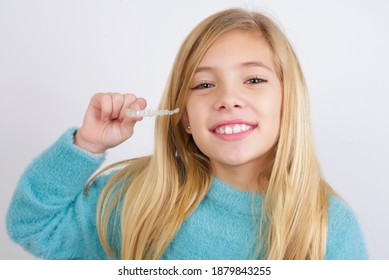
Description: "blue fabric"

(6, 129), (368, 259)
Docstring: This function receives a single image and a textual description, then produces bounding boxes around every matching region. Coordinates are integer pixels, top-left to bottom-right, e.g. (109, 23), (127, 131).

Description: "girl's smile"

(210, 119), (258, 141)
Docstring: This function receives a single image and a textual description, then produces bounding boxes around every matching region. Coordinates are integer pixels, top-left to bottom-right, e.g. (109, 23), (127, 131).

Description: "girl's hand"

(74, 93), (147, 154)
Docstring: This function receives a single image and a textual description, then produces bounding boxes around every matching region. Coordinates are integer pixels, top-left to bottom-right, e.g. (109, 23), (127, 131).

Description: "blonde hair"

(89, 8), (332, 259)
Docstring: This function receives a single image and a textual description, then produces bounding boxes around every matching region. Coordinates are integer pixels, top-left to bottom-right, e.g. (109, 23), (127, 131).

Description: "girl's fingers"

(109, 93), (125, 120)
(90, 92), (148, 131)
(98, 94), (115, 121)
(122, 96), (147, 122)
(135, 97), (147, 110)
(92, 93), (142, 122)
(77, 92), (148, 153)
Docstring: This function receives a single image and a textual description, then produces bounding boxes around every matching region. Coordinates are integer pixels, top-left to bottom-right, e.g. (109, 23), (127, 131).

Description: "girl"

(7, 8), (368, 260)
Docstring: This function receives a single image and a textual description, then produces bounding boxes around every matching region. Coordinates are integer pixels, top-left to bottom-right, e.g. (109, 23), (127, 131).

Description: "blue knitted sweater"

(6, 129), (368, 259)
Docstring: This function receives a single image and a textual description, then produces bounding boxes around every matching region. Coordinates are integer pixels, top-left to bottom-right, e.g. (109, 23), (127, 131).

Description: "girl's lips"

(213, 123), (255, 135)
(210, 120), (258, 141)
(209, 119), (258, 132)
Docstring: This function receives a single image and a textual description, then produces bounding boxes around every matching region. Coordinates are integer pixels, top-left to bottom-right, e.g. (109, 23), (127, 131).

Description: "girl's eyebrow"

(240, 61), (274, 72)
(194, 60), (274, 74)
(194, 66), (214, 74)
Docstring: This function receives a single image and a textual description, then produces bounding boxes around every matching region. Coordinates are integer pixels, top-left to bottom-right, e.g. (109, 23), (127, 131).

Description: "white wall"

(1, 0), (388, 259)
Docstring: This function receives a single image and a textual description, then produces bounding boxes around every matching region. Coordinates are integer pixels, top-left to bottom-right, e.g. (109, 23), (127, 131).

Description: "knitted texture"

(7, 129), (368, 259)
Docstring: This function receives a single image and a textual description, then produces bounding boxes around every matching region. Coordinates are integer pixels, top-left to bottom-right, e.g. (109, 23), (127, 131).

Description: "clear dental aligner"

(125, 108), (180, 118)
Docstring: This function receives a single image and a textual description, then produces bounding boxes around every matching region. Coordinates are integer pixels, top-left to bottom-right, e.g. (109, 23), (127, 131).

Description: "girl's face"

(185, 30), (282, 181)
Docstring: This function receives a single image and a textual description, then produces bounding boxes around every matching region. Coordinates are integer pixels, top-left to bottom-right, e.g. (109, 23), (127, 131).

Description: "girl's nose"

(214, 86), (244, 111)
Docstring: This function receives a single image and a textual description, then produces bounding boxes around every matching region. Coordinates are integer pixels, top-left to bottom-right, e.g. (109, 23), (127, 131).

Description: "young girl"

(7, 8), (368, 260)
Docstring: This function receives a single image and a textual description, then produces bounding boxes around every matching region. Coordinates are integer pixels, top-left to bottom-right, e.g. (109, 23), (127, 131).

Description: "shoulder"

(328, 196), (357, 229)
(325, 195), (368, 259)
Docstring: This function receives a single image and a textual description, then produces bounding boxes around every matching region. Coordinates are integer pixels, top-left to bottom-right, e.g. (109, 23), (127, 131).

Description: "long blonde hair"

(90, 8), (332, 260)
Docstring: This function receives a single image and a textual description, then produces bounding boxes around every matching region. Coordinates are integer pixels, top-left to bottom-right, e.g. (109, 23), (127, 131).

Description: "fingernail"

(132, 103), (140, 110)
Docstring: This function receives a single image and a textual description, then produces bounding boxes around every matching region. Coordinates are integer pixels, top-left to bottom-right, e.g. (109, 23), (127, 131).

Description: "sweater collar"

(207, 177), (263, 216)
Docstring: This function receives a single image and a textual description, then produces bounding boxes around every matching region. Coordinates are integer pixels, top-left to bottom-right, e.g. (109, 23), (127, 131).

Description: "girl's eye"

(245, 77), (268, 84)
(191, 82), (215, 90)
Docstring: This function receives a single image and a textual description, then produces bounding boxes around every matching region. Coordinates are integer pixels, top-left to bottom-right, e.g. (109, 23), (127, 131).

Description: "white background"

(1, 0), (388, 259)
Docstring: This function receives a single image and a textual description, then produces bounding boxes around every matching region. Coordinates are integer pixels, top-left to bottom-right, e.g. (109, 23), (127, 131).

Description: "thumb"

(120, 98), (147, 138)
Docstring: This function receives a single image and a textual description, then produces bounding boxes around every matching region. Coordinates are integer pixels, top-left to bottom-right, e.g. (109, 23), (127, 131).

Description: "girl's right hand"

(74, 93), (147, 154)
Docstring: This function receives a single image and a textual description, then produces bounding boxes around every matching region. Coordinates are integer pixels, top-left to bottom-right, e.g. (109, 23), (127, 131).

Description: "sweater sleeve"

(6, 128), (113, 259)
(325, 196), (369, 260)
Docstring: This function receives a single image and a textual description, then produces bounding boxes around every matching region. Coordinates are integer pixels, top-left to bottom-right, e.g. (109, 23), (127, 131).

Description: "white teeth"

(233, 124), (241, 134)
(241, 124), (250, 132)
(214, 124), (253, 135)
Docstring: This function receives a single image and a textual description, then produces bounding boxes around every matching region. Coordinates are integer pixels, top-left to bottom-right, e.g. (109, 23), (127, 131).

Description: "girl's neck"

(211, 162), (265, 193)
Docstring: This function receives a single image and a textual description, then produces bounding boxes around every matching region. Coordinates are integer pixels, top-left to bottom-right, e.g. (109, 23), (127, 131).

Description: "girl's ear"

(181, 112), (192, 134)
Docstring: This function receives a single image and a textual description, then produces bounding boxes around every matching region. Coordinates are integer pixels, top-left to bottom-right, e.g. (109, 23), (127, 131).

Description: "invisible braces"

(125, 108), (180, 118)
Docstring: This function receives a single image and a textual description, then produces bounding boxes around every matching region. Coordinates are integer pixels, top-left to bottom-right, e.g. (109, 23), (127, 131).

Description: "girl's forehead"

(195, 30), (275, 73)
